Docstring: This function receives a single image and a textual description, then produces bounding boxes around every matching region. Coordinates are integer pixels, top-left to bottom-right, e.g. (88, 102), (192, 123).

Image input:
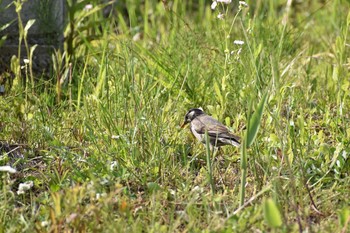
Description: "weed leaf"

(247, 92), (268, 147)
(263, 198), (282, 228)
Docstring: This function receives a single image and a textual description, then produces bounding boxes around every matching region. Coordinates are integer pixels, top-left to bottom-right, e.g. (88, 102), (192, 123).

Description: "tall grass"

(0, 0), (349, 232)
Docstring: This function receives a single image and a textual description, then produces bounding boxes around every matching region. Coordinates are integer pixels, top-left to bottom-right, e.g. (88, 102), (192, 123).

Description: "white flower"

(211, 0), (231, 10)
(217, 0), (231, 3)
(233, 40), (245, 45)
(239, 1), (249, 8)
(211, 1), (217, 10)
(192, 186), (203, 192)
(110, 161), (118, 170)
(41, 221), (49, 227)
(336, 160), (341, 167)
(84, 4), (93, 10)
(66, 213), (78, 223)
(168, 189), (176, 196)
(217, 13), (224, 19)
(17, 181), (34, 195)
(342, 150), (347, 159)
(96, 192), (107, 200)
(23, 59), (30, 64)
(132, 32), (141, 41)
(233, 40), (244, 45)
(0, 166), (17, 173)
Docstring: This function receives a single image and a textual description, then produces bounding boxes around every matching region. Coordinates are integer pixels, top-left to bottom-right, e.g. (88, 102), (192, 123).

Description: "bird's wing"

(193, 115), (241, 142)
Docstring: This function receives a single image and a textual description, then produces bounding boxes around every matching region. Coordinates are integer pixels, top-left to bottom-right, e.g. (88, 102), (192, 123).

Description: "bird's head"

(181, 108), (204, 128)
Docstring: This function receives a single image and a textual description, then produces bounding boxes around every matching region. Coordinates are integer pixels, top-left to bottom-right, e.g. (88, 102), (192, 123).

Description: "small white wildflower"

(239, 1), (249, 8)
(168, 189), (176, 196)
(132, 32), (141, 41)
(342, 150), (347, 159)
(66, 213), (78, 223)
(192, 186), (200, 192)
(17, 181), (34, 195)
(175, 210), (186, 216)
(336, 160), (341, 167)
(211, 1), (217, 10)
(110, 161), (118, 170)
(134, 206), (143, 213)
(217, 13), (225, 19)
(192, 186), (203, 193)
(41, 221), (49, 227)
(0, 166), (17, 173)
(84, 4), (93, 10)
(23, 59), (30, 64)
(111, 135), (120, 139)
(217, 0), (231, 3)
(233, 40), (245, 45)
(100, 178), (109, 185)
(96, 192), (107, 200)
(289, 120), (294, 126)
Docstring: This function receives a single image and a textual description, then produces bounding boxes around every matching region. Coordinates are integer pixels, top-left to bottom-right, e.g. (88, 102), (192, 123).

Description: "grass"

(0, 0), (349, 232)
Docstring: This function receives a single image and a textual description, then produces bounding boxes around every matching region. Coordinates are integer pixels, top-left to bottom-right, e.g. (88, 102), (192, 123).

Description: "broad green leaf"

(29, 44), (38, 62)
(0, 35), (7, 48)
(225, 116), (231, 127)
(263, 198), (282, 228)
(0, 21), (13, 31)
(214, 81), (223, 105)
(247, 92), (268, 147)
(24, 19), (36, 38)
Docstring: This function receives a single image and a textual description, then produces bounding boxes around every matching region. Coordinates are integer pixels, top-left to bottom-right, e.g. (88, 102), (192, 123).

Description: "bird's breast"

(190, 124), (205, 143)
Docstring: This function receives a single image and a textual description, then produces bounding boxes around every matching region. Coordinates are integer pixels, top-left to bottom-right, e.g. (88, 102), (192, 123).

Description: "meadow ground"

(0, 0), (349, 232)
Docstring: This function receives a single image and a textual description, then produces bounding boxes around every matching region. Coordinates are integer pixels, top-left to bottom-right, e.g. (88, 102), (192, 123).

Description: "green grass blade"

(263, 198), (282, 228)
(239, 138), (247, 206)
(205, 130), (215, 195)
(247, 92), (268, 147)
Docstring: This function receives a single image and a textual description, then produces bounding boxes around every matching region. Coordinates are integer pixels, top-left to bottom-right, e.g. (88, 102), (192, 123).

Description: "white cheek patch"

(187, 111), (195, 120)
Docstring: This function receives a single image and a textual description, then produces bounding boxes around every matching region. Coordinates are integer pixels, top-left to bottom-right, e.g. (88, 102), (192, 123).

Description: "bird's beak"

(180, 122), (188, 128)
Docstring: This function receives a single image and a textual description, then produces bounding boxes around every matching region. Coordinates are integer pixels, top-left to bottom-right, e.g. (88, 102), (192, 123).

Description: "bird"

(181, 108), (240, 148)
